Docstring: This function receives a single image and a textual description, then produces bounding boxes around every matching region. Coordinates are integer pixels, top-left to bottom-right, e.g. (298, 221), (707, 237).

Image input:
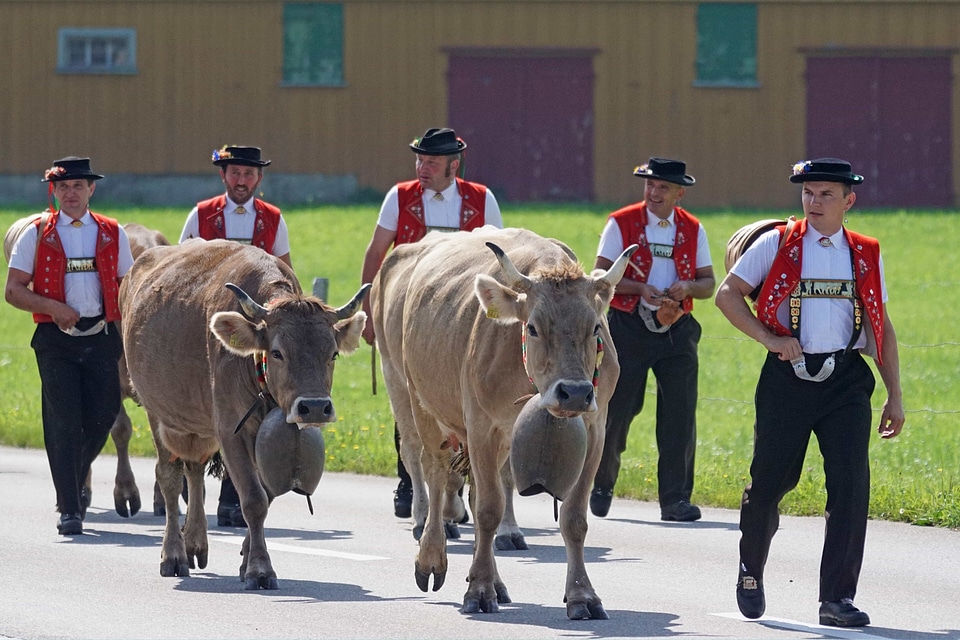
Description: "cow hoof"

(494, 532), (528, 551)
(245, 576), (279, 590)
(412, 524), (424, 540)
(160, 561), (190, 578)
(443, 521), (461, 539)
(462, 594), (500, 614)
(566, 599), (609, 620)
(414, 562), (446, 592)
(495, 583), (512, 604)
(114, 491), (141, 518)
(196, 550), (208, 570)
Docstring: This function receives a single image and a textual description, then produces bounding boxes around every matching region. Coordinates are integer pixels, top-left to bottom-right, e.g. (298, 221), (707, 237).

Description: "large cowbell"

(255, 407), (325, 500)
(510, 394), (587, 501)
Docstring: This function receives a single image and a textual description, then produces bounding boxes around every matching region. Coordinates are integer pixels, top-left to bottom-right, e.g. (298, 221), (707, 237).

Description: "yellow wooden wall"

(1, 0), (958, 208)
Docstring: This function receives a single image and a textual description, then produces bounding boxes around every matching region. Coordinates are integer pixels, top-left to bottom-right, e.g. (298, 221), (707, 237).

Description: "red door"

(447, 53), (595, 202)
(805, 56), (953, 208)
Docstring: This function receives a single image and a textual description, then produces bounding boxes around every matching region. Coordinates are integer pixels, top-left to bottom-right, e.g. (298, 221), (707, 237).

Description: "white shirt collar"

(58, 211), (91, 226)
(425, 181), (458, 201)
(226, 195), (255, 213)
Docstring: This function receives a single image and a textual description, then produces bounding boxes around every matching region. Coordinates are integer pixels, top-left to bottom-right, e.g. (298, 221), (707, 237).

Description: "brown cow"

(372, 227), (634, 618)
(4, 214), (168, 518)
(120, 239), (367, 589)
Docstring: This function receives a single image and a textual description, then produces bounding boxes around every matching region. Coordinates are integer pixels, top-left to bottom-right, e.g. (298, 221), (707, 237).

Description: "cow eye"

(332, 352), (339, 361)
(593, 323), (601, 336)
(527, 324), (538, 338)
(270, 350), (283, 361)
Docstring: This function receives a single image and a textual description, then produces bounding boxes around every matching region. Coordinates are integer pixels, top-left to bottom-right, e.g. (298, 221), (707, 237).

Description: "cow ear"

(474, 274), (524, 323)
(589, 271), (617, 309)
(334, 311), (366, 355)
(210, 311), (265, 355)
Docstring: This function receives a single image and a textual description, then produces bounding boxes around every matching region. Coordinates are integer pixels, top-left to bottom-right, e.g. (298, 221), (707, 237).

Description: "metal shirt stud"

(657, 219), (670, 228)
(432, 192), (444, 202)
(71, 220), (82, 228)
(818, 236), (832, 248)
(236, 206), (246, 214)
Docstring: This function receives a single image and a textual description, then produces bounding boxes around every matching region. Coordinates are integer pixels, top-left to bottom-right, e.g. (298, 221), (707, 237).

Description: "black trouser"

(739, 350), (875, 603)
(594, 308), (701, 507)
(395, 424), (411, 487)
(31, 320), (122, 515)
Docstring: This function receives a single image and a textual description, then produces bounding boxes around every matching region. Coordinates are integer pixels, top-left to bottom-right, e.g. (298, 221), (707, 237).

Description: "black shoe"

(590, 487), (613, 517)
(660, 500), (702, 522)
(736, 571), (765, 619)
(80, 486), (91, 520)
(57, 513), (83, 536)
(394, 480), (412, 519)
(217, 503), (247, 528)
(819, 599), (870, 627)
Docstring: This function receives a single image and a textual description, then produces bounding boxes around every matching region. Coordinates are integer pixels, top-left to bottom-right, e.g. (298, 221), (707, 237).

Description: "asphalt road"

(1, 445), (958, 640)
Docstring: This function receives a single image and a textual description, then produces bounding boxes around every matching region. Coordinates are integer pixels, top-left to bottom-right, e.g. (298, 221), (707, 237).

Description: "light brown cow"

(372, 227), (634, 618)
(4, 214), (168, 518)
(120, 239), (367, 589)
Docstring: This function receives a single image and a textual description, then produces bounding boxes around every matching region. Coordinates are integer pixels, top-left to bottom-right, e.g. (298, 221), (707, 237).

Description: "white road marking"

(713, 612), (891, 639)
(208, 532), (389, 561)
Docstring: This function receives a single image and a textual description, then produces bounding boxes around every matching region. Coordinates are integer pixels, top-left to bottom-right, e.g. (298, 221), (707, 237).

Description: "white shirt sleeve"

(375, 185), (401, 232)
(596, 218), (624, 263)
(272, 215), (291, 256)
(117, 226), (135, 278)
(8, 223), (39, 275)
(696, 223), (713, 269)
(179, 206), (200, 243)
(729, 229), (780, 289)
(484, 189), (503, 228)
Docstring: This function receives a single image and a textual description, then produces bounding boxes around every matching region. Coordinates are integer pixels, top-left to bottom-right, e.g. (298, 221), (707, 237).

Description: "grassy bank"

(1, 205), (957, 528)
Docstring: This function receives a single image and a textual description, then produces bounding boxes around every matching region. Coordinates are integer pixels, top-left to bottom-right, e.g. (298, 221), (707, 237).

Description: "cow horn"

(486, 242), (531, 291)
(599, 244), (639, 286)
(226, 283), (268, 322)
(335, 283), (372, 320)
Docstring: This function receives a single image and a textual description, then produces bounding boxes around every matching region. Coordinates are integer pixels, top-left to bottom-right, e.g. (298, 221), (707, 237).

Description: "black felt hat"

(41, 157), (104, 182)
(633, 157), (695, 186)
(212, 145), (271, 167)
(409, 128), (467, 156)
(789, 158), (863, 185)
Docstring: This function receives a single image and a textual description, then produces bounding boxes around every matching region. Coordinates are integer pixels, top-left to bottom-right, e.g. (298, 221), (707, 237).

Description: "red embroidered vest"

(394, 178), (487, 246)
(756, 218), (886, 363)
(608, 203), (700, 314)
(32, 212), (121, 324)
(196, 195), (281, 254)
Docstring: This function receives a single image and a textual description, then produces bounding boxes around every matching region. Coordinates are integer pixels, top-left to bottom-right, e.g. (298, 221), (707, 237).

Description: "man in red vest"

(590, 158), (716, 522)
(5, 157), (135, 536)
(716, 158), (904, 627)
(360, 127), (503, 518)
(180, 145), (292, 526)
(180, 145), (292, 267)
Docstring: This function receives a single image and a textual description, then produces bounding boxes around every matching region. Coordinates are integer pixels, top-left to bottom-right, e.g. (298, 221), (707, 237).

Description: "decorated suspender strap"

(788, 247), (864, 383)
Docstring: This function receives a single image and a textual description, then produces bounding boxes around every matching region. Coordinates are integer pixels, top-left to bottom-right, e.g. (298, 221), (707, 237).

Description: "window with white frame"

(57, 28), (137, 75)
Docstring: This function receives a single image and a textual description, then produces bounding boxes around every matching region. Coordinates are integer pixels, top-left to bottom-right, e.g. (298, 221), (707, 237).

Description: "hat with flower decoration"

(212, 145), (271, 167)
(790, 158), (863, 185)
(409, 128), (467, 156)
(633, 157), (695, 186)
(41, 157), (104, 182)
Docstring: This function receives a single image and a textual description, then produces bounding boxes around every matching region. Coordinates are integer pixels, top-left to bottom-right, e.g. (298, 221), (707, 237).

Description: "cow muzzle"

(539, 379), (597, 418)
(286, 396), (336, 425)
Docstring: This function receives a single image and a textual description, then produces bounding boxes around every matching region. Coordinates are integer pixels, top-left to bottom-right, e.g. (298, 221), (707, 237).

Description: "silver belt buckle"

(790, 354), (835, 382)
(62, 319), (106, 337)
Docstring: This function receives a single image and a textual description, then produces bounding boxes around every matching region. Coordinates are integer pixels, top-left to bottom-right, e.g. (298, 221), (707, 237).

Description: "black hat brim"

(633, 169), (695, 186)
(214, 159), (271, 167)
(409, 140), (467, 156)
(790, 173), (863, 185)
(42, 173), (104, 182)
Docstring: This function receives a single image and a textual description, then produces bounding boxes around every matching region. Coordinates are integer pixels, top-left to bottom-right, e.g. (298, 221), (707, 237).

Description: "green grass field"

(1, 204), (957, 528)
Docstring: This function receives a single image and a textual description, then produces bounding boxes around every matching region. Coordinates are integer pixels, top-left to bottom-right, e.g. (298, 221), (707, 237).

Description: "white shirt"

(731, 228), (888, 354)
(596, 210), (712, 310)
(376, 181), (503, 232)
(180, 195), (291, 256)
(9, 212), (135, 318)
